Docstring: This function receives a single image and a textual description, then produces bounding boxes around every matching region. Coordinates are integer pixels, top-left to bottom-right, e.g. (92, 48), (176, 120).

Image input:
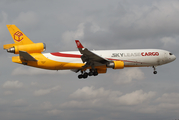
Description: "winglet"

(75, 40), (84, 48)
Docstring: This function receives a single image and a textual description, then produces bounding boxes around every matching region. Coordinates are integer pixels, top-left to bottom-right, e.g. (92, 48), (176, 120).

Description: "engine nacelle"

(106, 61), (124, 69)
(7, 43), (46, 54)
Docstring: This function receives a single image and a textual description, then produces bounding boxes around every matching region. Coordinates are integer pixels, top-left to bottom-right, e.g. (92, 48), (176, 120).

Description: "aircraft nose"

(168, 53), (176, 63)
(173, 55), (176, 61)
(170, 54), (176, 62)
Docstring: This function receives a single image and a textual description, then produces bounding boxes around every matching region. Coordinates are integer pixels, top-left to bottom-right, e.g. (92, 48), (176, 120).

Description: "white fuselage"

(43, 49), (176, 67)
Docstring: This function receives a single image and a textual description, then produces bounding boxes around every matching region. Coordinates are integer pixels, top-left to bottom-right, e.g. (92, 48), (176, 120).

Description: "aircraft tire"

(93, 71), (98, 76)
(153, 71), (157, 74)
(89, 72), (93, 76)
(78, 74), (83, 79)
(83, 72), (88, 78)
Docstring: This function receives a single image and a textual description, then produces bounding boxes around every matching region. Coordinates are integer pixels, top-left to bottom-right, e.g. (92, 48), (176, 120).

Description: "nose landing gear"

(153, 66), (157, 74)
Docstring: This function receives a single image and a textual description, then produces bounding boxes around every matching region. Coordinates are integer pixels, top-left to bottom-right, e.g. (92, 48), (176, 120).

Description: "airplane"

(3, 25), (176, 79)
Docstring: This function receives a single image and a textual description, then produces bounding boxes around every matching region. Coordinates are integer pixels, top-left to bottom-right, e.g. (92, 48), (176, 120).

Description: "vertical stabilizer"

(6, 25), (34, 45)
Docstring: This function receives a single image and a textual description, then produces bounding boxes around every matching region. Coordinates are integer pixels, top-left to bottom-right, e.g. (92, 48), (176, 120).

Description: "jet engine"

(6, 43), (46, 54)
(106, 61), (124, 69)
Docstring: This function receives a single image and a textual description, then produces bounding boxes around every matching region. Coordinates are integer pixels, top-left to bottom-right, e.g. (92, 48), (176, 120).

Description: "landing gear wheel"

(93, 69), (98, 76)
(89, 72), (93, 76)
(153, 71), (157, 74)
(89, 69), (98, 76)
(152, 66), (157, 75)
(83, 72), (88, 78)
(78, 68), (99, 79)
(78, 74), (83, 79)
(93, 72), (98, 76)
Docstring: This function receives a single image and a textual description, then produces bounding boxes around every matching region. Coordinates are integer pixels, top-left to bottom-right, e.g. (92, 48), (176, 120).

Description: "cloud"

(40, 101), (53, 110)
(61, 100), (100, 109)
(47, 109), (63, 115)
(62, 86), (155, 108)
(62, 86), (122, 108)
(31, 82), (38, 86)
(0, 11), (8, 34)
(62, 22), (85, 44)
(2, 81), (24, 89)
(115, 89), (156, 105)
(34, 86), (60, 96)
(160, 37), (176, 47)
(13, 99), (27, 106)
(112, 68), (145, 85)
(12, 67), (71, 75)
(12, 11), (39, 28)
(89, 21), (107, 33)
(4, 91), (13, 95)
(0, 11), (9, 48)
(92, 0), (179, 45)
(70, 86), (122, 100)
(0, 98), (8, 105)
(140, 93), (179, 113)
(158, 103), (179, 110)
(156, 93), (179, 104)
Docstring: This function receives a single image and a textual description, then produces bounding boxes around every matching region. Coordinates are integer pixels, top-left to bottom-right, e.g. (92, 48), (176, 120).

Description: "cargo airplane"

(3, 25), (176, 79)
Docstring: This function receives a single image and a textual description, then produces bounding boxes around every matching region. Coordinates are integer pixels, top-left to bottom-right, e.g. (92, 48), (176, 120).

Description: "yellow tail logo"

(14, 31), (24, 42)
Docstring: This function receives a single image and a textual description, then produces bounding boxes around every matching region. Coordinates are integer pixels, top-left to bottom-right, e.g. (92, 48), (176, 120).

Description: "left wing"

(75, 40), (110, 70)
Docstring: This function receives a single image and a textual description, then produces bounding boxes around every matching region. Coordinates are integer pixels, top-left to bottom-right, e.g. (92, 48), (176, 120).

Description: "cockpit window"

(169, 53), (173, 55)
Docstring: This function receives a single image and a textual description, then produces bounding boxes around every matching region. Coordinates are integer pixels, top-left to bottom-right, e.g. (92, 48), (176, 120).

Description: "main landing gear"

(78, 69), (98, 79)
(153, 66), (157, 74)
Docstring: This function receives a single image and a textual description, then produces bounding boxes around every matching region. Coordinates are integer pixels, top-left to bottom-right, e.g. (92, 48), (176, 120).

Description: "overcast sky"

(0, 0), (179, 120)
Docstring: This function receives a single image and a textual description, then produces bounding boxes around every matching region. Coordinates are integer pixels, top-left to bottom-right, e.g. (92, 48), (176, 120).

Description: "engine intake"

(7, 43), (46, 54)
(106, 61), (124, 69)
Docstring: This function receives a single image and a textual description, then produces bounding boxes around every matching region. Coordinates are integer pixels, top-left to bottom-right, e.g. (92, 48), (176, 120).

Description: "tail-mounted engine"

(106, 61), (124, 69)
(6, 43), (46, 54)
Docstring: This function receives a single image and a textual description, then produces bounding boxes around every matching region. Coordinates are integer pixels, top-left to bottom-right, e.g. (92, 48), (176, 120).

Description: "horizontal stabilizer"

(19, 51), (37, 61)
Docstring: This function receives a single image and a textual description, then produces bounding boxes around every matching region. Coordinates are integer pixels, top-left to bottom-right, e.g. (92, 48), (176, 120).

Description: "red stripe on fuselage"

(50, 53), (149, 64)
(51, 52), (81, 58)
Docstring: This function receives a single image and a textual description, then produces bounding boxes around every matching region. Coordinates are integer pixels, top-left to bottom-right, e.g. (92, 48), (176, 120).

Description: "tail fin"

(6, 25), (34, 45)
(4, 25), (46, 54)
